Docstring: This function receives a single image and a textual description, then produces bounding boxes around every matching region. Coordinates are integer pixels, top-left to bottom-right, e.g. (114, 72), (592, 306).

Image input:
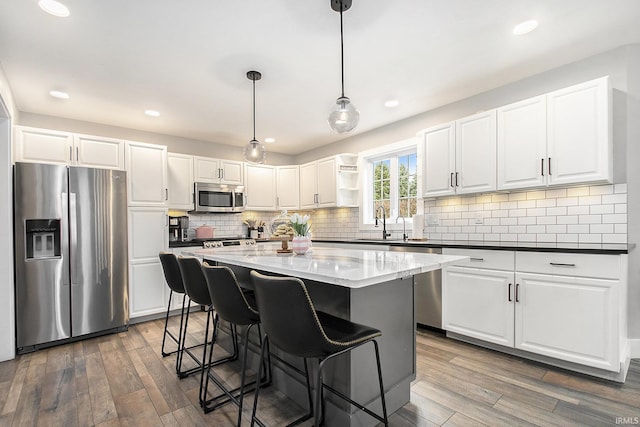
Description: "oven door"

(194, 183), (235, 212)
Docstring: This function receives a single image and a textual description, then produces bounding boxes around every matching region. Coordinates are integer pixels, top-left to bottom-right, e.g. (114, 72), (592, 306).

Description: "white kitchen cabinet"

(299, 156), (341, 209)
(442, 249), (515, 347)
(514, 251), (622, 371)
(73, 134), (124, 170)
(193, 156), (243, 185)
(547, 76), (611, 185)
(276, 165), (299, 210)
(421, 111), (496, 197)
(167, 153), (194, 210)
(497, 76), (611, 190)
(129, 207), (168, 319)
(125, 140), (168, 206)
(443, 248), (627, 374)
(13, 126), (124, 169)
(497, 96), (547, 190)
(244, 163), (276, 210)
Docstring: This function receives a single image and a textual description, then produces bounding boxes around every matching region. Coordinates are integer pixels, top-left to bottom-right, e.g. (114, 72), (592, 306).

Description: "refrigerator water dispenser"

(25, 219), (61, 259)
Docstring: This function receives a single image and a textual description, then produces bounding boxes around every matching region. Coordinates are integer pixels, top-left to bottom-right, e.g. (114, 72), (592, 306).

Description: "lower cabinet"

(443, 248), (626, 373)
(129, 207), (168, 318)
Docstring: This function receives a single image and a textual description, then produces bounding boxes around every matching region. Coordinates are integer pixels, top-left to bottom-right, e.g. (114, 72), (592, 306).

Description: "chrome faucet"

(375, 206), (391, 240)
(396, 215), (408, 241)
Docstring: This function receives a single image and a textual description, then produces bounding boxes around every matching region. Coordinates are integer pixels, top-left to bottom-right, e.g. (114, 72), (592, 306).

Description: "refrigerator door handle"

(69, 192), (78, 286)
(61, 192), (71, 288)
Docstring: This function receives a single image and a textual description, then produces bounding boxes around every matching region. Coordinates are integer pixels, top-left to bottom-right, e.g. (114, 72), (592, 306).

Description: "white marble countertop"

(182, 243), (467, 288)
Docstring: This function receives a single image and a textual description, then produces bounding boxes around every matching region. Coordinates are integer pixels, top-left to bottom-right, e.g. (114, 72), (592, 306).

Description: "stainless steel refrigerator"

(14, 162), (129, 353)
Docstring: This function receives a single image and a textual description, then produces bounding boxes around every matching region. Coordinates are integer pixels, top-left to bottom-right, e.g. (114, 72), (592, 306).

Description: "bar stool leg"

(161, 289), (174, 357)
(198, 306), (214, 406)
(250, 335), (270, 427)
(373, 340), (389, 426)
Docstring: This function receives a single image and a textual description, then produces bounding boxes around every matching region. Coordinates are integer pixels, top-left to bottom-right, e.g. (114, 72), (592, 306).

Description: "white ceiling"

(1, 1), (640, 156)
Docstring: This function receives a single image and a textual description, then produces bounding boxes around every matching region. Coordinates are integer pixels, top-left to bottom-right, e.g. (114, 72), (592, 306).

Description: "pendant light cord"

(252, 78), (256, 141)
(339, 1), (345, 98)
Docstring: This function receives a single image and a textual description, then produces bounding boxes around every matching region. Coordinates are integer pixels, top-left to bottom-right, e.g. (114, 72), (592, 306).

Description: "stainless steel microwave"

(193, 182), (245, 213)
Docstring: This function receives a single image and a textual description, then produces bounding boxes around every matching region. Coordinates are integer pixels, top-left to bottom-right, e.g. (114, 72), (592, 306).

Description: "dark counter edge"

(312, 238), (635, 255)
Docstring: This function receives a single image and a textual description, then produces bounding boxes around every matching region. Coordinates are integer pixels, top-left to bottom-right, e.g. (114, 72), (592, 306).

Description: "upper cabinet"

(244, 163), (277, 211)
(276, 165), (300, 210)
(193, 156), (243, 185)
(14, 126), (124, 170)
(167, 153), (194, 210)
(300, 154), (358, 209)
(422, 110), (496, 198)
(497, 76), (611, 191)
(125, 141), (167, 206)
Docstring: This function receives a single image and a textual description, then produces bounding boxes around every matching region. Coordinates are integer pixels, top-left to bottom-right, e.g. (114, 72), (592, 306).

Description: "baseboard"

(630, 338), (640, 358)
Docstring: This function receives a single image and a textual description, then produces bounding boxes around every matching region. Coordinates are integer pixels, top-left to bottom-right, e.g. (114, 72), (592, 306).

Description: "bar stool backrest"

(159, 252), (185, 294)
(177, 256), (211, 306)
(250, 270), (332, 358)
(201, 264), (259, 326)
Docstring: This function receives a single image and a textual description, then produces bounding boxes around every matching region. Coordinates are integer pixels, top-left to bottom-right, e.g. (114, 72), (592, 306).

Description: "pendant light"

(243, 70), (266, 164)
(327, 0), (359, 134)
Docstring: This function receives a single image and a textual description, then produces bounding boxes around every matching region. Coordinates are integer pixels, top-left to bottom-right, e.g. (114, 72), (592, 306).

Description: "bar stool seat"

(249, 271), (388, 427)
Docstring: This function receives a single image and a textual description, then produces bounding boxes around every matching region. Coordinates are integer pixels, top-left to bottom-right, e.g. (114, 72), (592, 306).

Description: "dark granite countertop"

(312, 238), (634, 255)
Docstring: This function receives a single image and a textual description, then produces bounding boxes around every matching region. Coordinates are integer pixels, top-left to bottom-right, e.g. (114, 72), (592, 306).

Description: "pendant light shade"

(243, 70), (266, 164)
(328, 0), (359, 134)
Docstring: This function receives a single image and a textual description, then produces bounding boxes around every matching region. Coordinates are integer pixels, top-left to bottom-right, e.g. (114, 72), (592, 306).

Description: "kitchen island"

(185, 243), (466, 426)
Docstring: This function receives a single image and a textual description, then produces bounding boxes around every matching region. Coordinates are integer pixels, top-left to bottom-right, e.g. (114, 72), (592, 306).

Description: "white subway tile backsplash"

(567, 206), (589, 215)
(578, 215), (602, 224)
(351, 183), (634, 245)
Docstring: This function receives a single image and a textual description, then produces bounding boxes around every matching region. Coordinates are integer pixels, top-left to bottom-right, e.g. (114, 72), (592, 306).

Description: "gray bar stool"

(249, 271), (388, 427)
(176, 256), (239, 403)
(201, 264), (270, 425)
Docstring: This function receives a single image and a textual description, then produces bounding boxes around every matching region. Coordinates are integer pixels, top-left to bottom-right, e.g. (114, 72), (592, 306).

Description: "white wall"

(0, 62), (16, 361)
(18, 112), (296, 166)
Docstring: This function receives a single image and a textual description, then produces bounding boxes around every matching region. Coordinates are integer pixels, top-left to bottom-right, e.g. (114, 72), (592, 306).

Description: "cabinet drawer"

(443, 248), (514, 271)
(516, 252), (621, 280)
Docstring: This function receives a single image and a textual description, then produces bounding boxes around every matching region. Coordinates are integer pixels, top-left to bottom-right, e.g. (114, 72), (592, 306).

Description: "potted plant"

(290, 213), (311, 255)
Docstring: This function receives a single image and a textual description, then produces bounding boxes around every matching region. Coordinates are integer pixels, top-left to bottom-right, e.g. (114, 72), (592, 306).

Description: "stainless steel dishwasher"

(390, 245), (442, 329)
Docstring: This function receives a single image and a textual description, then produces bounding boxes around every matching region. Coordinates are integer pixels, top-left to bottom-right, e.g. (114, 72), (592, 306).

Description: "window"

(367, 149), (418, 222)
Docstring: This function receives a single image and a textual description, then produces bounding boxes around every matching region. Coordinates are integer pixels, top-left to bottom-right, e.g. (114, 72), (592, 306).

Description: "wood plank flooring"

(1, 311), (639, 426)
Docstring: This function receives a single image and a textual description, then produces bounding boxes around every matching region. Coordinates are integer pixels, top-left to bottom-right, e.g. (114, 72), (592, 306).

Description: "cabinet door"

(125, 141), (168, 206)
(220, 160), (243, 185)
(422, 123), (456, 197)
(515, 272), (618, 371)
(193, 156), (220, 183)
(167, 153), (194, 210)
(244, 164), (276, 210)
(74, 134), (124, 170)
(497, 96), (546, 190)
(443, 266), (514, 347)
(299, 162), (318, 209)
(14, 126), (73, 165)
(129, 207), (168, 318)
(547, 77), (611, 186)
(276, 165), (299, 210)
(316, 158), (337, 207)
(456, 110), (496, 194)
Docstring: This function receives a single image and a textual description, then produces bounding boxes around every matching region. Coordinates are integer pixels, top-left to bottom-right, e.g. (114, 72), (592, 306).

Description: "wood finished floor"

(1, 311), (639, 426)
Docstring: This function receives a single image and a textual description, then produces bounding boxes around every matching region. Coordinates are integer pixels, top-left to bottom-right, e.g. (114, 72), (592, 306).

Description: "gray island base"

(186, 244), (466, 426)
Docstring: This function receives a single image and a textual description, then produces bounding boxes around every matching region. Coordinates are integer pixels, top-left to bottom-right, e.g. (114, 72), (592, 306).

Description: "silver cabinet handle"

(76, 146), (79, 162)
(550, 262), (576, 267)
(470, 257), (484, 262)
(541, 158), (544, 176)
(165, 188), (168, 201)
(548, 157), (551, 175)
(276, 196), (280, 208)
(69, 146), (72, 162)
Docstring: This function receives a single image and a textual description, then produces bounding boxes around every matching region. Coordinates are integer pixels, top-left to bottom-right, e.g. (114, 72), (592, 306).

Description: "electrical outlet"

(427, 214), (440, 226)
(474, 212), (484, 225)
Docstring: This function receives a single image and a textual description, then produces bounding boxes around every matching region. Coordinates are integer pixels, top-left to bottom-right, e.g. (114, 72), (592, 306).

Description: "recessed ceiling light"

(513, 19), (539, 36)
(384, 99), (400, 108)
(145, 110), (160, 117)
(38, 0), (70, 17)
(264, 137), (275, 144)
(49, 90), (69, 99)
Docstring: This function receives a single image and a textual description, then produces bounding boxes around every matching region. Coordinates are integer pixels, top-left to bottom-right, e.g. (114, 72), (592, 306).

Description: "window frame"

(358, 138), (422, 231)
